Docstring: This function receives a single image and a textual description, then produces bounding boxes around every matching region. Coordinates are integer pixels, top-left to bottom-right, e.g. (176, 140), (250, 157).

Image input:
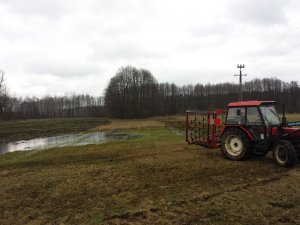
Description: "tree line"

(0, 93), (104, 120)
(0, 66), (299, 120)
(105, 66), (299, 118)
(155, 77), (299, 114)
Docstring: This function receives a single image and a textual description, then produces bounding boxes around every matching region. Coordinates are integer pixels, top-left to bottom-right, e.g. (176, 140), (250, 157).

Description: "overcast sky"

(1, 0), (300, 97)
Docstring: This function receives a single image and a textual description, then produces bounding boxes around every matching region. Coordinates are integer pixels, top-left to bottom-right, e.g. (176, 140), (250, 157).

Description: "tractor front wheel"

(273, 140), (297, 168)
(221, 128), (253, 160)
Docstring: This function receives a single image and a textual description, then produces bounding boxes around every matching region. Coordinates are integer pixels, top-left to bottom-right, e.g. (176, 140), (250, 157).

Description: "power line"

(251, 23), (300, 64)
(253, 41), (300, 70)
(277, 41), (300, 57)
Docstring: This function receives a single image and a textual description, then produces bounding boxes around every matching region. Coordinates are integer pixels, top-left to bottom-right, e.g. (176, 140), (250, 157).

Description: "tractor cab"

(225, 101), (281, 144)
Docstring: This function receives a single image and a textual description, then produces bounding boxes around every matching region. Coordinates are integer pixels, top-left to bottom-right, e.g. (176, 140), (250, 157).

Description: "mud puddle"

(0, 132), (141, 154)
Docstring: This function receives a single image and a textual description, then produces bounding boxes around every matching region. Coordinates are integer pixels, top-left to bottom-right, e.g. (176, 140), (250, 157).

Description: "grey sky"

(0, 0), (300, 97)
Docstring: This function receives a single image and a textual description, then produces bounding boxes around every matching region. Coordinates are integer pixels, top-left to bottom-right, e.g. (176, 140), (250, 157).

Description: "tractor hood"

(282, 127), (300, 137)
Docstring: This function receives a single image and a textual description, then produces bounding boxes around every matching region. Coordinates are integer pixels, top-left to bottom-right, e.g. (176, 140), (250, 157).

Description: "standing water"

(0, 132), (141, 154)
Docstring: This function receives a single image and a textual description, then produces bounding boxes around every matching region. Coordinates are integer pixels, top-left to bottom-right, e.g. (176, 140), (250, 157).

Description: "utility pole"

(234, 64), (247, 101)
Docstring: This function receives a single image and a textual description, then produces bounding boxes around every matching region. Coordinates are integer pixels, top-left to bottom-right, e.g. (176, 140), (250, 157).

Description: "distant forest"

(0, 65), (299, 120)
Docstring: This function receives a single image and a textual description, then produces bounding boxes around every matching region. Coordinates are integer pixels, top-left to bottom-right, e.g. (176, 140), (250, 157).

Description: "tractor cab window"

(246, 107), (262, 125)
(226, 107), (245, 125)
(260, 105), (281, 125)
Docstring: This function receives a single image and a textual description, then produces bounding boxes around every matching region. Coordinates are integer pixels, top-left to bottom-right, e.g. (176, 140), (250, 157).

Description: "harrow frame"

(185, 109), (227, 148)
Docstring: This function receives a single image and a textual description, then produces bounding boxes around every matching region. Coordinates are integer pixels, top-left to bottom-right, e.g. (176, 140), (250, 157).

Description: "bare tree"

(105, 66), (159, 118)
(0, 71), (9, 119)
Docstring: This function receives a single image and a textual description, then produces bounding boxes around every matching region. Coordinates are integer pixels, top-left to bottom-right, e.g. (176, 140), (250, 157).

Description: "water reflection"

(0, 132), (140, 154)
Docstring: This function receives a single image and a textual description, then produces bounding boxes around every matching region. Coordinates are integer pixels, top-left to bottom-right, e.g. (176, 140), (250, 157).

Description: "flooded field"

(0, 132), (140, 154)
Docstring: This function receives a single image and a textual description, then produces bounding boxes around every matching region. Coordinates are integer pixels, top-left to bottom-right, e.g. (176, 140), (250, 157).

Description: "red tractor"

(186, 101), (300, 167)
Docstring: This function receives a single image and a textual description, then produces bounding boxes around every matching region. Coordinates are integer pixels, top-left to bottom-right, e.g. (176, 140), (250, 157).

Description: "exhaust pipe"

(282, 104), (287, 126)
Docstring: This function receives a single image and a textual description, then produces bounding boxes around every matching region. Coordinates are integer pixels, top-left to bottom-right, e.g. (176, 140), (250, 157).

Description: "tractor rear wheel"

(221, 128), (253, 160)
(273, 140), (297, 168)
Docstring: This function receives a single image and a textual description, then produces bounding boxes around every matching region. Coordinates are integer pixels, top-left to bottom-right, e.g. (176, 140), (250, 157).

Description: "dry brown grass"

(286, 114), (300, 123)
(91, 119), (164, 131)
(0, 118), (109, 143)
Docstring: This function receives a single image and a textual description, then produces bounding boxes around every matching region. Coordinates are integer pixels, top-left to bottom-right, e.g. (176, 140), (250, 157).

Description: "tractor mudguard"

(222, 125), (255, 141)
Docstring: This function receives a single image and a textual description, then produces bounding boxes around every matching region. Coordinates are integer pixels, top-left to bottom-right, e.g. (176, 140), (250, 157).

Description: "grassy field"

(0, 116), (299, 225)
(0, 118), (110, 143)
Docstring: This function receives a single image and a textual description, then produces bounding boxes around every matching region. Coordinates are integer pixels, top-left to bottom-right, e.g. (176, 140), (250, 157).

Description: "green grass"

(0, 116), (299, 225)
(0, 118), (110, 143)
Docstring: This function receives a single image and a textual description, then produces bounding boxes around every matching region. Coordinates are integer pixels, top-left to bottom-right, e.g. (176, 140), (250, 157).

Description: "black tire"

(221, 128), (253, 160)
(273, 140), (297, 168)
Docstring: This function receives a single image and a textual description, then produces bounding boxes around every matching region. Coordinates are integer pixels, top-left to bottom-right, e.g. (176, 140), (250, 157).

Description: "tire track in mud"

(104, 173), (286, 223)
